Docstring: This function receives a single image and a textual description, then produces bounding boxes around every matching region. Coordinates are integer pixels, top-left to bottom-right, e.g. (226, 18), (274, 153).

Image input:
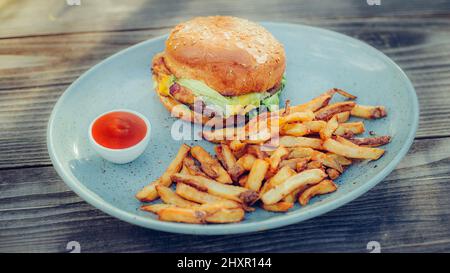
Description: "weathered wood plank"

(1, 18), (450, 168)
(1, 137), (449, 253)
(1, 0), (450, 38)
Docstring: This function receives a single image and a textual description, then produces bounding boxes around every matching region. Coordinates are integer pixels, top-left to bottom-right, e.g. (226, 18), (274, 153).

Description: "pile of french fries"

(136, 88), (391, 224)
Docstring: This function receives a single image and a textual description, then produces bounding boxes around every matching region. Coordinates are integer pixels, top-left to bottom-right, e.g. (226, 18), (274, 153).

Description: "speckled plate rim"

(47, 22), (419, 235)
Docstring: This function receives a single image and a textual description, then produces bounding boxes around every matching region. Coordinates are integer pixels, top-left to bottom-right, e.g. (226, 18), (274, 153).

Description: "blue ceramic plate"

(47, 23), (418, 235)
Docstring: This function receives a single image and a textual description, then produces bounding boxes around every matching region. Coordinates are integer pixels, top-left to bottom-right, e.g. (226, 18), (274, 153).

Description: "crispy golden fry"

(202, 127), (242, 142)
(261, 202), (294, 212)
(348, 136), (391, 147)
(191, 146), (232, 184)
(261, 169), (327, 205)
(175, 183), (241, 209)
(179, 165), (190, 175)
(319, 115), (339, 140)
(171, 173), (259, 204)
(246, 159), (269, 192)
(229, 139), (247, 158)
(330, 88), (357, 100)
(260, 166), (297, 195)
(279, 136), (323, 150)
(283, 186), (304, 203)
(141, 203), (174, 214)
(156, 185), (199, 208)
(315, 101), (356, 121)
(299, 179), (337, 206)
(351, 105), (387, 119)
(280, 123), (310, 136)
(135, 178), (161, 202)
(310, 151), (343, 173)
(327, 153), (352, 165)
(183, 155), (208, 177)
(158, 207), (206, 224)
(215, 144), (245, 181)
(246, 145), (267, 159)
(295, 158), (309, 172)
(335, 135), (360, 147)
(288, 147), (315, 159)
(326, 168), (340, 180)
(269, 146), (289, 171)
(280, 110), (315, 124)
(335, 111), (350, 123)
(323, 138), (384, 160)
(279, 158), (309, 170)
(334, 122), (365, 137)
(136, 144), (191, 202)
(303, 120), (327, 133)
(289, 92), (332, 113)
(205, 208), (245, 223)
(307, 160), (323, 170)
(160, 144), (191, 185)
(238, 174), (248, 187)
(236, 153), (257, 171)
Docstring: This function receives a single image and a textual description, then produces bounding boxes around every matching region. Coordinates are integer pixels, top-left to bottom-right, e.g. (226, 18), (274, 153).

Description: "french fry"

(303, 120), (327, 133)
(279, 158), (309, 170)
(261, 202), (293, 212)
(289, 92), (332, 113)
(283, 187), (304, 203)
(310, 151), (343, 173)
(326, 168), (340, 180)
(295, 158), (309, 172)
(299, 179), (337, 206)
(246, 159), (269, 192)
(261, 169), (327, 205)
(236, 153), (257, 171)
(175, 183), (241, 209)
(307, 160), (323, 170)
(280, 123), (310, 136)
(323, 138), (385, 160)
(260, 166), (296, 195)
(246, 145), (267, 159)
(348, 136), (391, 147)
(229, 139), (247, 158)
(179, 165), (190, 175)
(335, 111), (350, 123)
(205, 208), (245, 223)
(334, 122), (365, 137)
(279, 136), (323, 150)
(319, 115), (339, 140)
(136, 144), (191, 202)
(135, 178), (161, 202)
(327, 153), (352, 166)
(351, 105), (387, 119)
(156, 185), (199, 208)
(269, 146), (289, 171)
(330, 88), (357, 100)
(280, 110), (315, 124)
(157, 207), (206, 224)
(288, 147), (315, 159)
(171, 173), (259, 204)
(315, 101), (356, 121)
(141, 203), (174, 214)
(215, 144), (245, 181)
(191, 146), (232, 184)
(238, 174), (248, 187)
(183, 155), (207, 177)
(335, 135), (360, 147)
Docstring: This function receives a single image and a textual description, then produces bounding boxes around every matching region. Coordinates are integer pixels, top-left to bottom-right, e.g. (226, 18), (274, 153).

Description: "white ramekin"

(88, 109), (151, 164)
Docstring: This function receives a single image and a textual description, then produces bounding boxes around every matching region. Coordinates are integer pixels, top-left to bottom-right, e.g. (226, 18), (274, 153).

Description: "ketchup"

(92, 111), (147, 149)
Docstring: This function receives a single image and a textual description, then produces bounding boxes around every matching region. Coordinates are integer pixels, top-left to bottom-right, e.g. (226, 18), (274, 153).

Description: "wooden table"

(1, 0), (450, 253)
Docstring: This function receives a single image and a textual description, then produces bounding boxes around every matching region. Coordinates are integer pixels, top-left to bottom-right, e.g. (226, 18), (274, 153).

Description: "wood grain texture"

(1, 0), (450, 38)
(1, 137), (450, 253)
(1, 18), (450, 168)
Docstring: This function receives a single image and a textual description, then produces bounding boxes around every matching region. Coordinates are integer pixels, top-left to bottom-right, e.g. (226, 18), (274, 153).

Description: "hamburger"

(152, 16), (286, 127)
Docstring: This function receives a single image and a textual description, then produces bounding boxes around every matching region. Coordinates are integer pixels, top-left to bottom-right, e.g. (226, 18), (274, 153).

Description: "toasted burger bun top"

(164, 16), (286, 96)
